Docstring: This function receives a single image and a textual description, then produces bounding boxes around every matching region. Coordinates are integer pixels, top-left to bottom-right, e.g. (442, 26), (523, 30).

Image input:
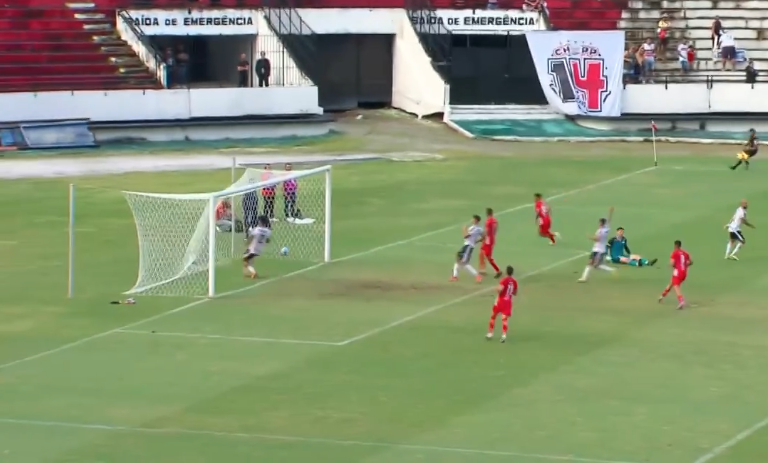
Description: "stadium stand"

(620, 0), (768, 82)
(0, 1), (162, 93)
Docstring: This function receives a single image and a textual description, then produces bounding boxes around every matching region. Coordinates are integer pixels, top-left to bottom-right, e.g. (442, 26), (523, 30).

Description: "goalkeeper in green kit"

(607, 227), (657, 267)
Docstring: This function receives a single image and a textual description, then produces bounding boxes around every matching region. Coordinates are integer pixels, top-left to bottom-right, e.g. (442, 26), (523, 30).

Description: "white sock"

(725, 242), (732, 257)
(464, 264), (478, 276)
(731, 243), (742, 256)
(581, 266), (591, 280)
(598, 264), (616, 272)
(452, 263), (459, 277)
(247, 265), (256, 275)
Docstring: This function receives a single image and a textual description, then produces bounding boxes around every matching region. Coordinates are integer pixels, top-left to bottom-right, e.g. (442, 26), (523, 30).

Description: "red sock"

(502, 317), (508, 335)
(487, 257), (500, 272)
(661, 288), (670, 297)
(488, 315), (496, 332)
(548, 233), (556, 244)
(677, 294), (685, 304)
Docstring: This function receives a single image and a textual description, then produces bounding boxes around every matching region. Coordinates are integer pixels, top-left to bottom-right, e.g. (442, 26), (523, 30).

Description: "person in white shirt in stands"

(719, 30), (737, 71)
(641, 38), (656, 84)
(677, 40), (690, 74)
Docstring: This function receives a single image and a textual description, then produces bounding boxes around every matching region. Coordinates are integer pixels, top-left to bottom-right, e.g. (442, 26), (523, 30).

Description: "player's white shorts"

(456, 244), (474, 264)
(729, 230), (745, 243)
(589, 251), (605, 266)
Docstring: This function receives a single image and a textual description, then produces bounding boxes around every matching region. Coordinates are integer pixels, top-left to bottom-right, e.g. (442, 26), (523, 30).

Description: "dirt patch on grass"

(316, 278), (449, 299)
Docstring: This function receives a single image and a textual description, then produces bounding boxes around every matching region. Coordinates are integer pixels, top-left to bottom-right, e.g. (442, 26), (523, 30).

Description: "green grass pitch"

(1, 151), (768, 463)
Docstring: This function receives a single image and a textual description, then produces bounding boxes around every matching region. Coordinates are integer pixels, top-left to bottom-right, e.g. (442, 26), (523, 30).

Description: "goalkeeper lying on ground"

(607, 227), (657, 267)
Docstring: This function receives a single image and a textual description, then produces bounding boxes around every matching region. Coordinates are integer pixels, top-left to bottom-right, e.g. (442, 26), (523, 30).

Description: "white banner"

(126, 9), (258, 36)
(410, 10), (541, 34)
(525, 31), (625, 117)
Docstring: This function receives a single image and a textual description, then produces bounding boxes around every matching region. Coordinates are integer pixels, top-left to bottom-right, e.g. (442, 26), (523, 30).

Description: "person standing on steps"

(255, 51), (271, 88)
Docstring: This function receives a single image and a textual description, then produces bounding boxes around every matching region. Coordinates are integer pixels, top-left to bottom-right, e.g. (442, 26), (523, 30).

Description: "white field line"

(339, 252), (588, 346)
(116, 329), (342, 346)
(692, 415), (768, 463)
(0, 166), (656, 371)
(667, 166), (732, 172)
(118, 252), (587, 347)
(0, 417), (641, 463)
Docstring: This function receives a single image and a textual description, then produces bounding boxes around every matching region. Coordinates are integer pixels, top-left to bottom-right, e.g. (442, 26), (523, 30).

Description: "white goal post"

(67, 165), (331, 298)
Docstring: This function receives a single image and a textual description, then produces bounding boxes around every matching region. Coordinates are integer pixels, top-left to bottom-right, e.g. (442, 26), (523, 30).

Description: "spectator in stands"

(657, 14), (671, 61)
(255, 51), (271, 88)
(524, 0), (544, 13)
(164, 47), (175, 88)
(688, 44), (698, 71)
(677, 40), (690, 74)
(711, 16), (723, 52)
(624, 45), (640, 83)
(487, 0), (498, 9)
(176, 44), (189, 87)
(639, 38), (656, 84)
(719, 30), (737, 71)
(746, 60), (758, 83)
(237, 53), (250, 88)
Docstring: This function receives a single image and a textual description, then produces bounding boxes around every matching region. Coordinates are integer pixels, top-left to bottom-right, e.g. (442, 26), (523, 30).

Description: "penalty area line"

(338, 252), (589, 346)
(0, 417), (641, 463)
(0, 166), (655, 371)
(115, 329), (343, 346)
(692, 415), (768, 463)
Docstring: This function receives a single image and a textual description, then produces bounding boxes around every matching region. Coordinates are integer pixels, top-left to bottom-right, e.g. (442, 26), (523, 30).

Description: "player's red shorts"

(538, 217), (551, 236)
(671, 270), (687, 286)
(481, 243), (494, 258)
(493, 301), (512, 317)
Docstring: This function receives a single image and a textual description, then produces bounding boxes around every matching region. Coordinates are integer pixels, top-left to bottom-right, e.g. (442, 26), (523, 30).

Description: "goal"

(70, 165), (332, 298)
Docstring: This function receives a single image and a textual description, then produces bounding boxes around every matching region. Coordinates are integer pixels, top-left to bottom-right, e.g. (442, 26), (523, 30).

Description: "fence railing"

(116, 10), (168, 88)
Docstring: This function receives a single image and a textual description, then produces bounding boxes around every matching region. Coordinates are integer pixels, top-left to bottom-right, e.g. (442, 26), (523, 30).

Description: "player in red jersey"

(478, 208), (502, 279)
(486, 265), (517, 343)
(659, 240), (693, 309)
(534, 193), (559, 245)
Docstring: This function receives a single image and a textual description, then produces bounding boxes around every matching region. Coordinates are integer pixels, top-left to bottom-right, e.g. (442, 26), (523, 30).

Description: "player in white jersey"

(578, 207), (616, 282)
(451, 214), (484, 283)
(725, 199), (755, 260)
(243, 215), (272, 279)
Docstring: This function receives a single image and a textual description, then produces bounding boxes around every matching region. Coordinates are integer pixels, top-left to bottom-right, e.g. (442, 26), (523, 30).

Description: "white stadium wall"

(391, 11), (447, 117)
(0, 87), (322, 123)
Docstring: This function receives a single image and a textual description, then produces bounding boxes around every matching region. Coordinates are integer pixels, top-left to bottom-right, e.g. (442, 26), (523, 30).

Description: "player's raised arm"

(607, 206), (615, 224)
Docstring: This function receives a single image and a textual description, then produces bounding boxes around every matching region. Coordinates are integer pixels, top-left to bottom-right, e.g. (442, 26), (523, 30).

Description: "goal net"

(121, 165), (331, 297)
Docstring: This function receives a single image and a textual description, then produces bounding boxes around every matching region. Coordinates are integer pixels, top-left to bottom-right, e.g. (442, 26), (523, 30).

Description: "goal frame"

(67, 164), (332, 298)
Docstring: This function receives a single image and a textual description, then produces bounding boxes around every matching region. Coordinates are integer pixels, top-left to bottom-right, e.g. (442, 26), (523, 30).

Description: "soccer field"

(1, 150), (767, 463)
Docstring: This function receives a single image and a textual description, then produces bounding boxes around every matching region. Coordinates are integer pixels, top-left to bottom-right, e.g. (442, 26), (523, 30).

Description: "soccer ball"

(280, 246), (289, 256)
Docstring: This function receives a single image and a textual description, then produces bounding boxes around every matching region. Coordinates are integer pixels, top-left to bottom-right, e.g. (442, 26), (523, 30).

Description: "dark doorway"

(449, 34), (546, 106)
(312, 35), (394, 110)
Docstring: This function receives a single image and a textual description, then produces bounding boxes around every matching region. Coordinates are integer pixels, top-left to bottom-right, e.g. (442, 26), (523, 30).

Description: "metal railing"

(117, 10), (169, 88)
(405, 0), (453, 80)
(260, 0), (320, 86)
(623, 75), (765, 88)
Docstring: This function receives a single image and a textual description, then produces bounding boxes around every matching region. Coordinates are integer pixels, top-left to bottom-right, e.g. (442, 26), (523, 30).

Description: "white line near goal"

(338, 252), (588, 346)
(115, 329), (344, 346)
(692, 415), (768, 463)
(0, 417), (642, 463)
(0, 166), (656, 371)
